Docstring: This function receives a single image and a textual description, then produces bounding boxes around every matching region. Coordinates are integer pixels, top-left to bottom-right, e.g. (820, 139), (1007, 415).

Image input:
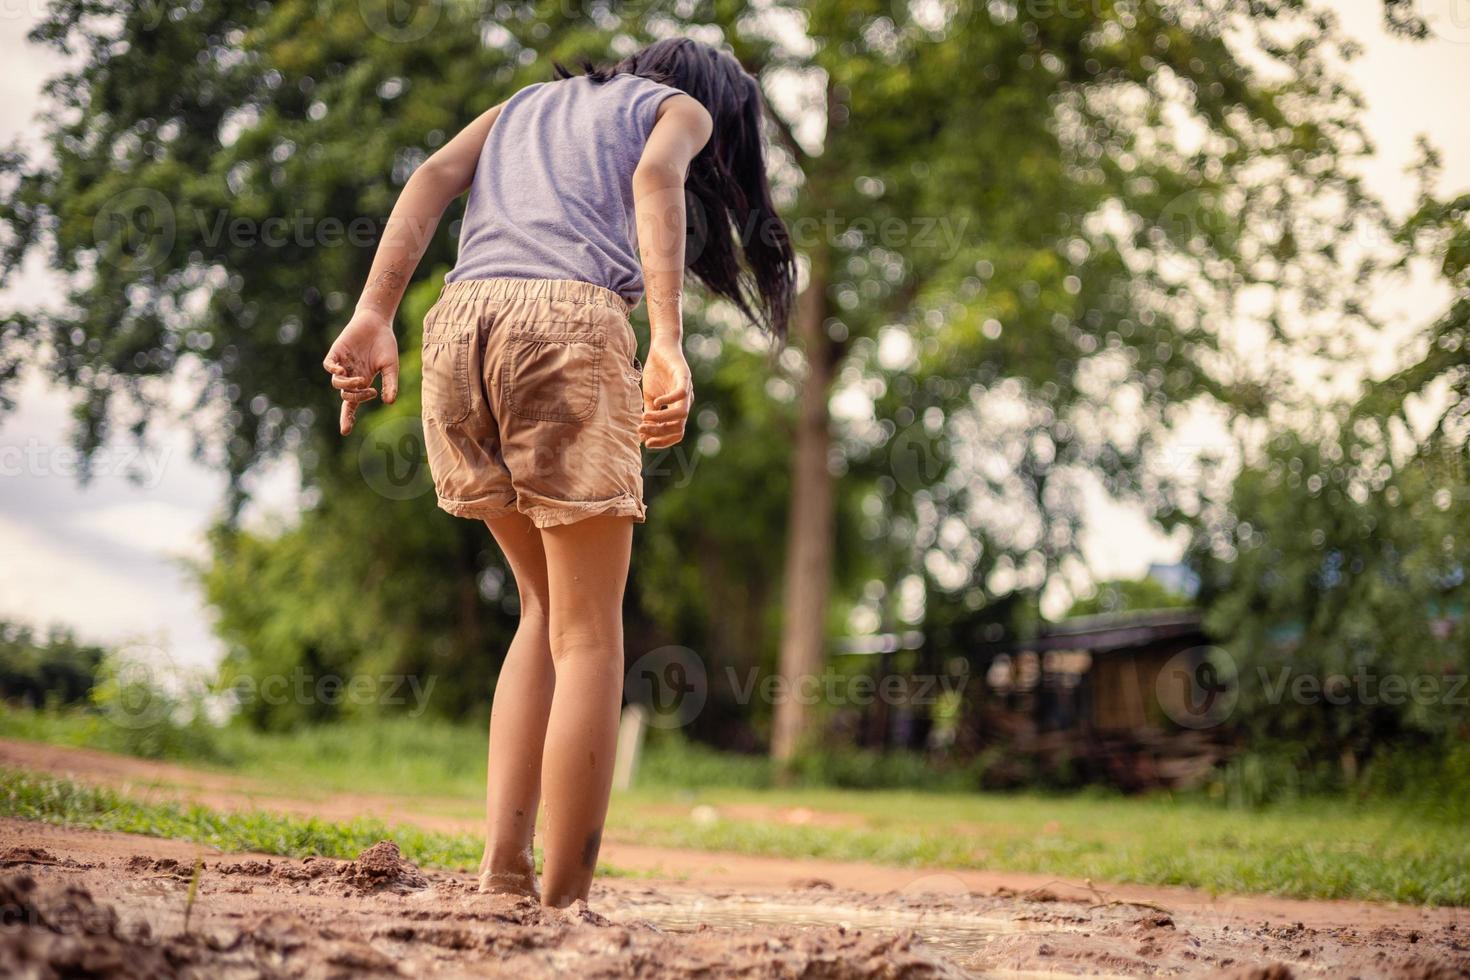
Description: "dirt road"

(1, 739), (1466, 978)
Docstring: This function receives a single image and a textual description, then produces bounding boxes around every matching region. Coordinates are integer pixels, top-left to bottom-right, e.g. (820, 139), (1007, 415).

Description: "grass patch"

(605, 785), (1470, 906)
(0, 765), (483, 868)
(0, 764), (640, 881)
(0, 766), (619, 879)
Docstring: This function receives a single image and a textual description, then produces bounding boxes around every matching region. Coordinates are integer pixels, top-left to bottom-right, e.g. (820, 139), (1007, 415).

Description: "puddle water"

(617, 898), (1113, 979)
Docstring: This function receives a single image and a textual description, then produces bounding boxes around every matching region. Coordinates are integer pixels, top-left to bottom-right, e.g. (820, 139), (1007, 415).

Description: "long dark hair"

(555, 39), (796, 341)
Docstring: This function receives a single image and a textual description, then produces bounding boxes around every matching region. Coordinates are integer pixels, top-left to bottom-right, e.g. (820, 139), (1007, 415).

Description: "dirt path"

(3, 820), (1466, 979)
(3, 739), (1467, 977)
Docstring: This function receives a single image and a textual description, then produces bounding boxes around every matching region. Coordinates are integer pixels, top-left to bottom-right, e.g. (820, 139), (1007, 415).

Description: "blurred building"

(843, 604), (1230, 791)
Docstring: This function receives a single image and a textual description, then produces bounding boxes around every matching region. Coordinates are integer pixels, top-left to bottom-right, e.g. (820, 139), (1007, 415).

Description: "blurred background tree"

(1192, 147), (1470, 800)
(0, 621), (106, 709)
(1065, 577), (1191, 618)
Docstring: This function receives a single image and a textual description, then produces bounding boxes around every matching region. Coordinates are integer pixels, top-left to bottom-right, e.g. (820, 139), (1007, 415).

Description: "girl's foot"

(477, 867), (540, 900)
(478, 842), (539, 900)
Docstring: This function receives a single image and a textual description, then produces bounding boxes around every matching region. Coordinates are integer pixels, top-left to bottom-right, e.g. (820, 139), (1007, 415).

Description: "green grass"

(605, 784), (1470, 905)
(0, 765), (484, 868)
(0, 766), (617, 879)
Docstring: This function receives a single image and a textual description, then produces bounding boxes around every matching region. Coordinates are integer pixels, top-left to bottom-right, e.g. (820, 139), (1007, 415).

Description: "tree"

(1190, 143), (1469, 786)
(756, 0), (1392, 759)
(0, 620), (106, 708)
(1065, 577), (1191, 618)
(1192, 428), (1469, 781)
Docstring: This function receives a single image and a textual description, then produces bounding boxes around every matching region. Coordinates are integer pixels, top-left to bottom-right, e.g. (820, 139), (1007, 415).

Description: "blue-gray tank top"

(446, 74), (682, 302)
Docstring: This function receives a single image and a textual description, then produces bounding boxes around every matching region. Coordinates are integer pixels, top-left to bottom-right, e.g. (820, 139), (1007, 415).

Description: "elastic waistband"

(438, 277), (632, 312)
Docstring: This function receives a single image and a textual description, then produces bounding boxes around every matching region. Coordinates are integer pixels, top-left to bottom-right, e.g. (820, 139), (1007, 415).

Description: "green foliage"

(788, 745), (977, 792)
(1362, 146), (1470, 475)
(86, 657), (226, 763)
(1354, 740), (1470, 824)
(641, 734), (1110, 796)
(1184, 137), (1470, 796)
(0, 621), (105, 708)
(209, 713), (490, 799)
(1195, 429), (1470, 776)
(1065, 577), (1192, 618)
(1206, 739), (1470, 824)
(0, 633), (228, 762)
(0, 705), (119, 751)
(635, 730), (773, 790)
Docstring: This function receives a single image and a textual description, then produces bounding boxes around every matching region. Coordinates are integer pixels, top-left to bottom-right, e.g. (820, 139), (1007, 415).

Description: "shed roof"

(1008, 608), (1206, 655)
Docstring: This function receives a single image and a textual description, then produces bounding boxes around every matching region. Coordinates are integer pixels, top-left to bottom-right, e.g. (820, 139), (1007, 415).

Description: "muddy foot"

(479, 868), (541, 901)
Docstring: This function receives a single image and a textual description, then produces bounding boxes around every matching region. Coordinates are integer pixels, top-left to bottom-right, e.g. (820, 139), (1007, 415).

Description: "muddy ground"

(1, 819), (1465, 979)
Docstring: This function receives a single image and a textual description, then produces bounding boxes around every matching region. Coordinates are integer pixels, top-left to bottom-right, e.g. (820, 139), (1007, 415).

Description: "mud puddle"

(623, 897), (1061, 971)
(602, 880), (1470, 979)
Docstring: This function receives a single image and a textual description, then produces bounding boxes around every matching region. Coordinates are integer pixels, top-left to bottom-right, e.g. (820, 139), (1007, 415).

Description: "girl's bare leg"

(479, 512), (554, 897)
(538, 514), (633, 907)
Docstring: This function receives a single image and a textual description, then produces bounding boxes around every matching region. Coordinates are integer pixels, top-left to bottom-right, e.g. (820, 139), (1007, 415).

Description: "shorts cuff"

(437, 492), (520, 521)
(519, 492), (646, 529)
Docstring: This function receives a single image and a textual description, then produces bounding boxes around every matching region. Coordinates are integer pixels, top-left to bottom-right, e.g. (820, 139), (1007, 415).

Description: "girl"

(322, 38), (795, 907)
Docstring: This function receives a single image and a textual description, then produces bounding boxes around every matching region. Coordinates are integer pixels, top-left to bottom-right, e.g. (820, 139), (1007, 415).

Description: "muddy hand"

(323, 310), (400, 436)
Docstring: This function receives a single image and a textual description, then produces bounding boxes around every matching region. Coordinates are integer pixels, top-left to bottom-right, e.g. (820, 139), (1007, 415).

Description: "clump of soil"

(214, 842), (429, 894)
(213, 859), (273, 877)
(0, 873), (178, 980)
(0, 846), (59, 866)
(1387, 964), (1470, 980)
(125, 855), (192, 879)
(1218, 966), (1296, 980)
(0, 869), (414, 979)
(337, 839), (427, 893)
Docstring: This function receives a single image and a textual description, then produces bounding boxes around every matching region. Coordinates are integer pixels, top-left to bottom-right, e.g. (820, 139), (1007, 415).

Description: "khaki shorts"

(420, 278), (646, 528)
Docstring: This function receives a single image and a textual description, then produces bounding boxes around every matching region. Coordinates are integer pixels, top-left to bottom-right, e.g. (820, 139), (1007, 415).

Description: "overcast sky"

(2, 5), (1468, 667)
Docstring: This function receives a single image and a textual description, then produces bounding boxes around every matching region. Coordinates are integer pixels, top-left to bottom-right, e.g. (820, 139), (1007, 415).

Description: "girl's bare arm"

(352, 104), (504, 321)
(632, 94), (712, 448)
(324, 103), (504, 434)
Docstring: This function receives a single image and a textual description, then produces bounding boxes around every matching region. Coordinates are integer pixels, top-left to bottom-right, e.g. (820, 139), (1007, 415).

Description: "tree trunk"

(771, 253), (835, 763)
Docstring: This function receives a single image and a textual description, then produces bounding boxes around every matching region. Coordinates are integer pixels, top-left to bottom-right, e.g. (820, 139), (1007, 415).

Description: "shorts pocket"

(422, 315), (474, 425)
(505, 328), (606, 423)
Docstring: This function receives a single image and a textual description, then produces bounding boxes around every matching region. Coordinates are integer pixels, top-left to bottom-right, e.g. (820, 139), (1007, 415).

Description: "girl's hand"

(323, 310), (400, 436)
(638, 337), (693, 449)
